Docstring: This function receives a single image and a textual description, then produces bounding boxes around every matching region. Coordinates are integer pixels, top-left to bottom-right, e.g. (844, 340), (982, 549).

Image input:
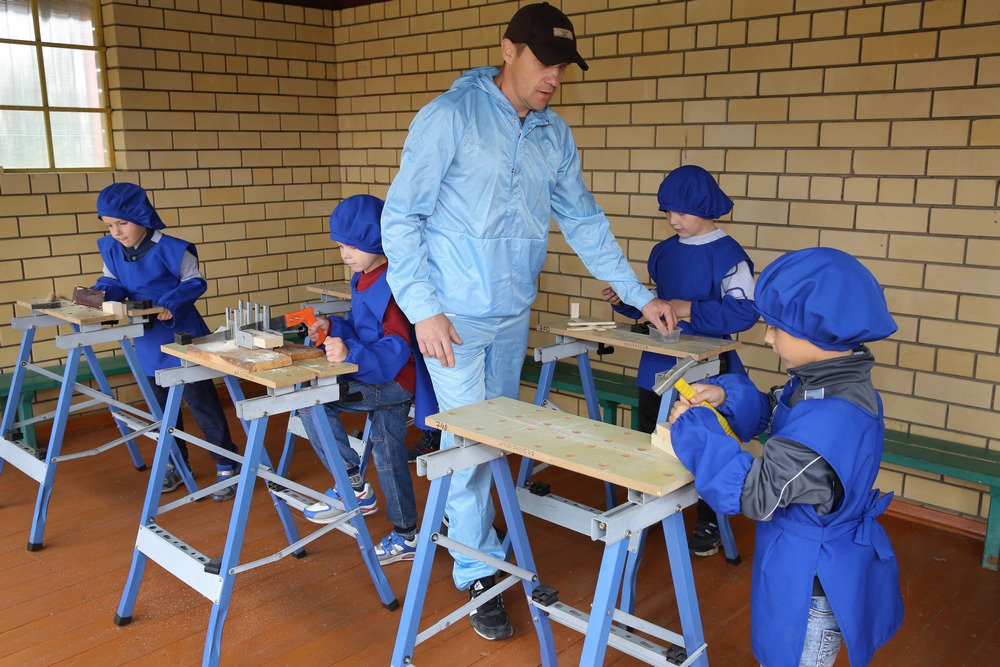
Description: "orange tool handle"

(284, 308), (327, 346)
(674, 378), (741, 442)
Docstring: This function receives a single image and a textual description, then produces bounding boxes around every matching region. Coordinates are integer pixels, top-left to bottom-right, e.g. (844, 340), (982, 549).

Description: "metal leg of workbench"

(305, 407), (397, 609)
(663, 510), (709, 667)
(204, 414), (272, 666)
(580, 538), (631, 666)
(81, 344), (145, 470)
(24, 347), (82, 550)
(391, 450), (556, 667)
(115, 380), (186, 627)
(0, 326), (36, 477)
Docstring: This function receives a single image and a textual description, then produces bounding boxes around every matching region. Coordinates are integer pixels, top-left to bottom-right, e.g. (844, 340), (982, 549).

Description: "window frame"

(0, 0), (114, 172)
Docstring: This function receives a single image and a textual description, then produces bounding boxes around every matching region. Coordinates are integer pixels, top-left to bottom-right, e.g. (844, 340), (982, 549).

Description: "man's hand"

(601, 286), (622, 306)
(641, 298), (678, 333)
(157, 308), (173, 321)
(307, 317), (331, 344)
(323, 337), (348, 364)
(415, 313), (463, 368)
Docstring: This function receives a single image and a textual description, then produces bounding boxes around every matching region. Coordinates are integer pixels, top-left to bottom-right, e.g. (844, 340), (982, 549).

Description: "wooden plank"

(306, 282), (352, 300)
(537, 318), (739, 360)
(161, 343), (356, 389)
(186, 340), (293, 372)
(35, 303), (119, 326)
(426, 396), (692, 496)
(279, 341), (326, 361)
(17, 297), (70, 309)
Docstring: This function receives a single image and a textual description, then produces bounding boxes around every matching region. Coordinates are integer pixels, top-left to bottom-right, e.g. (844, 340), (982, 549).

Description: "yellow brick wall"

(1, 0), (997, 524)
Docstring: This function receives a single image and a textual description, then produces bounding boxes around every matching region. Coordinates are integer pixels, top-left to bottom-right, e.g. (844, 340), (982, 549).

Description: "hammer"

(652, 356), (741, 442)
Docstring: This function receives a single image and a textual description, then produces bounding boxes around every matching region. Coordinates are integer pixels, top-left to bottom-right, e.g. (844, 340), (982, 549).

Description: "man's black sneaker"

(407, 428), (441, 462)
(468, 575), (513, 640)
(689, 519), (721, 557)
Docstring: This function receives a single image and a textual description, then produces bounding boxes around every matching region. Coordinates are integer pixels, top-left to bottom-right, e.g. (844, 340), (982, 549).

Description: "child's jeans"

(299, 379), (417, 532)
(798, 595), (843, 667)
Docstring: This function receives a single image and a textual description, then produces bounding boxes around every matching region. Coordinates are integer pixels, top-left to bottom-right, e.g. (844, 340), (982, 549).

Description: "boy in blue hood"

(603, 164), (758, 557)
(668, 247), (903, 667)
(299, 194), (430, 566)
(93, 182), (241, 501)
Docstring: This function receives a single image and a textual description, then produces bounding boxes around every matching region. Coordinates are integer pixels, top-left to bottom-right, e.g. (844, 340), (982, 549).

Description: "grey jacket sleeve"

(739, 436), (842, 520)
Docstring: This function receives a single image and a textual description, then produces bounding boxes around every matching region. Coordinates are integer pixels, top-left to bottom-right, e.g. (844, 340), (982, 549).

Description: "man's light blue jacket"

(382, 66), (654, 323)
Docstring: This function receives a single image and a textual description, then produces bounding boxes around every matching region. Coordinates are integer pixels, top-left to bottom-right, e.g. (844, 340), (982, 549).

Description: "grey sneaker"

(162, 464), (183, 493)
(689, 519), (721, 557)
(211, 464), (239, 502)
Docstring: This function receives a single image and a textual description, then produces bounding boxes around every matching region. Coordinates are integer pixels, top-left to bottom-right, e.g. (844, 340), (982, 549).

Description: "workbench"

(113, 339), (398, 667)
(528, 318), (741, 564)
(392, 397), (708, 666)
(0, 298), (193, 550)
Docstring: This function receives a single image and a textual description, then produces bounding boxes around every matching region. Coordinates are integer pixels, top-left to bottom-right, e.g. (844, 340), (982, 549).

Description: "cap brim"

(530, 42), (589, 71)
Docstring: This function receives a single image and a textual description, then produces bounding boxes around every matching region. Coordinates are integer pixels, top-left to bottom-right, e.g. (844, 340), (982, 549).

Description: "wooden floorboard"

(1, 400), (997, 666)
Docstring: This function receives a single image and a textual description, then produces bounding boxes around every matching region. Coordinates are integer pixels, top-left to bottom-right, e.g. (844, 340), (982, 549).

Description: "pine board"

(537, 318), (740, 360)
(35, 303), (119, 326)
(162, 343), (357, 389)
(306, 282), (352, 300)
(426, 396), (692, 496)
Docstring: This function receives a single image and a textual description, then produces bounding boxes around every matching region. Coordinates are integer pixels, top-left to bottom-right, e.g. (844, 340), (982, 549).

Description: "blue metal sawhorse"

(0, 300), (195, 550)
(392, 397), (709, 666)
(113, 343), (397, 667)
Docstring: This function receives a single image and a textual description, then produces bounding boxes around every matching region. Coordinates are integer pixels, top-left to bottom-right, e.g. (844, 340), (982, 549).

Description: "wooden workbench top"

(427, 396), (692, 497)
(162, 342), (357, 389)
(537, 318), (740, 360)
(17, 297), (164, 325)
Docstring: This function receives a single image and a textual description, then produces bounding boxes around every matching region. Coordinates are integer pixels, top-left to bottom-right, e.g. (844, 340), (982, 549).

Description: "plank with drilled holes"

(426, 396), (692, 496)
(537, 318), (740, 360)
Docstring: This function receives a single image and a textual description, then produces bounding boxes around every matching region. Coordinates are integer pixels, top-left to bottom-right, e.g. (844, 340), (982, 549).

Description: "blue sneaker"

(303, 482), (377, 523)
(375, 531), (418, 564)
(211, 464), (239, 502)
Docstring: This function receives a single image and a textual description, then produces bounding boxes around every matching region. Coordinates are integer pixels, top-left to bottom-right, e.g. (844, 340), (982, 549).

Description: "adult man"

(382, 2), (677, 641)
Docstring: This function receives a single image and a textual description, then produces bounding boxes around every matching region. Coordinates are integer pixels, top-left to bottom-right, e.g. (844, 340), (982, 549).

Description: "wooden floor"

(1, 401), (997, 667)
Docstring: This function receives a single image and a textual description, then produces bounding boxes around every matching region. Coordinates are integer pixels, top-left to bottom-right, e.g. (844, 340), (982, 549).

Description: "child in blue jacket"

(603, 165), (758, 555)
(93, 183), (240, 501)
(299, 194), (433, 565)
(669, 247), (903, 667)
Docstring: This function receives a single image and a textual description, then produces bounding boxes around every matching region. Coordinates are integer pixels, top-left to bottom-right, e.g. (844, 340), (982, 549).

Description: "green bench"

(520, 356), (640, 430)
(0, 354), (135, 449)
(882, 429), (1000, 571)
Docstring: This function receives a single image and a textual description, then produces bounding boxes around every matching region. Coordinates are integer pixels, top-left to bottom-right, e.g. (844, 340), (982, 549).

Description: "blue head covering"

(329, 194), (385, 255)
(656, 165), (733, 219)
(755, 247), (897, 351)
(96, 182), (165, 230)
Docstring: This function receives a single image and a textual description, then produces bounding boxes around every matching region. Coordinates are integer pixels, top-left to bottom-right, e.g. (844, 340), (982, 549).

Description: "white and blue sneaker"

(303, 482), (377, 523)
(375, 531), (418, 565)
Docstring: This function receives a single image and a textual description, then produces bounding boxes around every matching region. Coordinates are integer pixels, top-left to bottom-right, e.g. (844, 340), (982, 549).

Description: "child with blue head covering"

(93, 182), (241, 501)
(298, 194), (435, 566)
(668, 247), (903, 667)
(602, 164), (759, 556)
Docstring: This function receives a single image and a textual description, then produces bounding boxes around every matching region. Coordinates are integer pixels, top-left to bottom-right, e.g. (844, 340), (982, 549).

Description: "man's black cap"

(503, 2), (589, 71)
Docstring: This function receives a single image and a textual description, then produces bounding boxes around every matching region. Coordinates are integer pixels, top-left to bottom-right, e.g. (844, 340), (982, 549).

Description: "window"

(0, 0), (111, 171)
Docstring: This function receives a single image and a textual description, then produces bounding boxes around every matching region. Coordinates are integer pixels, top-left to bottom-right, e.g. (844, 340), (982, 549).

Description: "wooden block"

(280, 341), (326, 361)
(103, 301), (129, 326)
(251, 330), (284, 350)
(651, 423), (679, 461)
(537, 318), (739, 360)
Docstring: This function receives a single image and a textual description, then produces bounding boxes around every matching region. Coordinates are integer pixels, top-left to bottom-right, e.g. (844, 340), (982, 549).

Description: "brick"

(864, 258), (925, 289)
(971, 119), (1000, 147)
(729, 44), (791, 71)
(747, 174), (778, 198)
(939, 25), (1000, 58)
(778, 14), (810, 41)
(729, 97), (789, 122)
(930, 207), (1000, 238)
(756, 123), (818, 147)
(898, 343), (935, 372)
(855, 205), (929, 233)
(936, 349), (977, 377)
(757, 225), (819, 250)
(656, 75), (707, 100)
(955, 180), (998, 207)
(862, 32), (938, 63)
(888, 235), (965, 264)
(897, 59), (977, 91)
(844, 177), (879, 203)
(919, 319), (998, 352)
(793, 37), (860, 68)
(884, 287), (957, 319)
(976, 354), (1000, 382)
(747, 18), (778, 44)
(880, 393), (947, 428)
(858, 92), (932, 119)
(821, 121), (889, 147)
(915, 179), (955, 205)
(704, 124), (755, 147)
(726, 149), (786, 173)
(948, 405), (1000, 444)
(904, 474), (983, 516)
(789, 201), (854, 229)
(760, 68), (824, 95)
(819, 229), (888, 258)
(892, 120), (970, 148)
(789, 94), (856, 121)
(787, 149), (853, 174)
(854, 150), (927, 177)
(735, 199), (789, 225)
(824, 64), (895, 92)
(777, 175), (810, 199)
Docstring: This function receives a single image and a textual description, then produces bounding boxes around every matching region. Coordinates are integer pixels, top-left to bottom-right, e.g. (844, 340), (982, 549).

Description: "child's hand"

(323, 337), (348, 363)
(668, 383), (726, 422)
(307, 317), (331, 344)
(601, 287), (622, 306)
(157, 308), (173, 321)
